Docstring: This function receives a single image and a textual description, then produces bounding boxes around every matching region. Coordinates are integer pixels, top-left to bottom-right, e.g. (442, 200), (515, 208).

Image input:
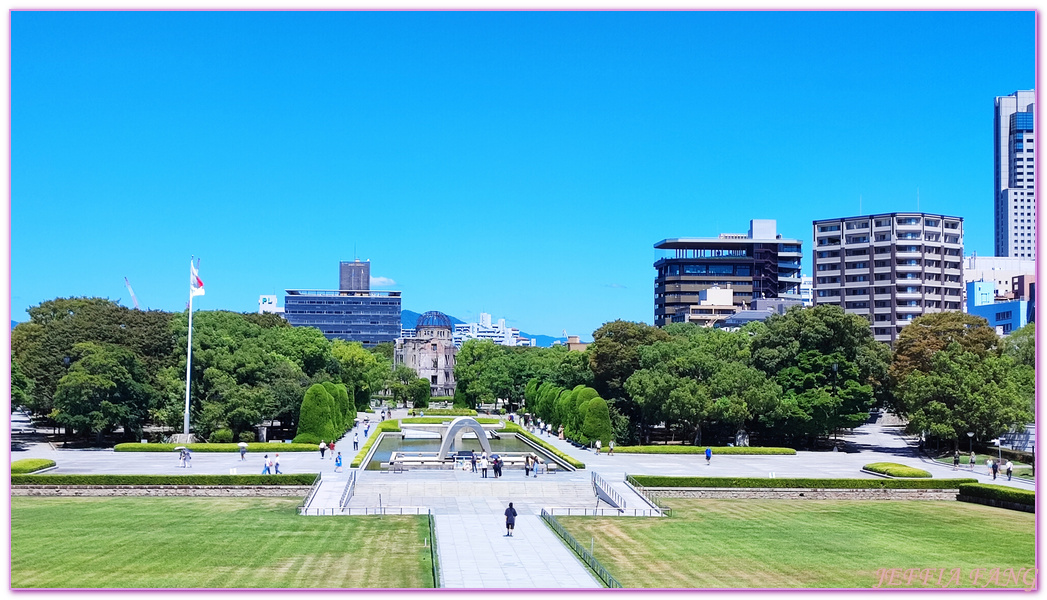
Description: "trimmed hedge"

(614, 445), (796, 455)
(627, 476), (978, 489)
(350, 420), (401, 468)
(498, 422), (585, 469)
(959, 483), (1035, 507)
(11, 474), (317, 486)
(407, 408), (477, 416)
(400, 417), (501, 425)
(113, 443), (318, 453)
(863, 462), (932, 478)
(11, 459), (56, 474)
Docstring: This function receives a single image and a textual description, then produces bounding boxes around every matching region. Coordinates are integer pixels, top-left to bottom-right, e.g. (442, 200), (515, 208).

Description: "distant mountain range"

(401, 310), (568, 348)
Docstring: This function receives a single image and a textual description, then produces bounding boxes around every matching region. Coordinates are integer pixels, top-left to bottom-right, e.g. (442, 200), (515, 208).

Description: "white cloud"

(370, 276), (397, 287)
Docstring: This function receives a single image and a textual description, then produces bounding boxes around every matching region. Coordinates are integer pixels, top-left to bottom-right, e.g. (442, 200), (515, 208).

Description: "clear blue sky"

(10, 11), (1036, 340)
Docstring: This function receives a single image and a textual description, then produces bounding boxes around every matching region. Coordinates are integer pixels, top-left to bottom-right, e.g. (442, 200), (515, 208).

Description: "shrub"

(400, 417), (501, 425)
(407, 408), (477, 416)
(113, 443), (317, 453)
(581, 397), (612, 445)
(298, 384), (337, 442)
(238, 431), (256, 443)
(12, 474), (317, 486)
(409, 379), (430, 408)
(209, 429), (234, 444)
(627, 476), (977, 489)
(614, 446), (796, 455)
(863, 462), (932, 478)
(499, 422), (584, 469)
(959, 483), (1035, 506)
(11, 458), (56, 474)
(291, 433), (321, 445)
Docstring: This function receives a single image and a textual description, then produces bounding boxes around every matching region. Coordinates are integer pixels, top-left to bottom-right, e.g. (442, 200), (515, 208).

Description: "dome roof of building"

(416, 311), (452, 330)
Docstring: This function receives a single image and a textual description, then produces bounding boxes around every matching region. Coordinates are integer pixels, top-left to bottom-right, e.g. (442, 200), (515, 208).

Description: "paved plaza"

(10, 408), (1034, 588)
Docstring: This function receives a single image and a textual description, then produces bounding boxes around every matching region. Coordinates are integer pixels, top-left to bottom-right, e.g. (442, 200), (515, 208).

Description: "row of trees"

(11, 298), (402, 442)
(454, 306), (1034, 450)
(524, 382), (612, 445)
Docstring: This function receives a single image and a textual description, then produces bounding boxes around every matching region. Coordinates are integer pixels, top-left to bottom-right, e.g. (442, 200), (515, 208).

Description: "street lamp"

(831, 362), (838, 441)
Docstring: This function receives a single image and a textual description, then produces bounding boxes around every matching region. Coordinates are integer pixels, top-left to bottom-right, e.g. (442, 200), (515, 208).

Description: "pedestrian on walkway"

(705, 447), (712, 466)
(595, 439), (601, 455)
(1006, 460), (1013, 480)
(480, 455), (489, 478)
(558, 425), (564, 440)
(178, 449), (186, 468)
(471, 453), (477, 473)
(504, 502), (517, 537)
(240, 445), (247, 461)
(184, 449), (191, 469)
(953, 450), (960, 471)
(328, 441), (335, 457)
(969, 452), (976, 471)
(261, 454), (271, 475)
(353, 433), (359, 451)
(609, 440), (615, 456)
(334, 452), (343, 473)
(319, 440), (326, 459)
(524, 455), (531, 477)
(986, 458), (993, 476)
(991, 459), (999, 480)
(364, 424), (370, 438)
(274, 453), (282, 475)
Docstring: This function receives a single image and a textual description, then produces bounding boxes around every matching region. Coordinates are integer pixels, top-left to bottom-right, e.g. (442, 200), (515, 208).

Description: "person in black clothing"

(504, 502), (517, 537)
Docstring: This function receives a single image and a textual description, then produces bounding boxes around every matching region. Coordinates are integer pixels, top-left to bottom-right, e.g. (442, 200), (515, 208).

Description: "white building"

(452, 312), (531, 348)
(961, 255), (1036, 309)
(258, 295), (284, 314)
(994, 90), (1036, 259)
(800, 275), (814, 307)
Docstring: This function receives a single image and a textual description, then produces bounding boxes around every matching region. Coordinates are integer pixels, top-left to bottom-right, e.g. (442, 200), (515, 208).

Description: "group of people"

(593, 439), (615, 455)
(469, 452), (504, 478)
(260, 453), (282, 475)
(952, 450), (1014, 480)
(177, 448), (192, 468)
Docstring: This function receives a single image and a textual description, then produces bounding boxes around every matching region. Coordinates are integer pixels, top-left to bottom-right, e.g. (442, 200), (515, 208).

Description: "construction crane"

(124, 277), (140, 310)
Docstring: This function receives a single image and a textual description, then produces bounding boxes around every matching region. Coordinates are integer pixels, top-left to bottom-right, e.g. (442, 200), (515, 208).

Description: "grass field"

(558, 500), (1035, 589)
(12, 497), (434, 588)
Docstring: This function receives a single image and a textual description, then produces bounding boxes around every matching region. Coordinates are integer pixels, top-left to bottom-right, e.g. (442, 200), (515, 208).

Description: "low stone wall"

(646, 487), (959, 501)
(12, 485), (310, 497)
(957, 494), (1035, 513)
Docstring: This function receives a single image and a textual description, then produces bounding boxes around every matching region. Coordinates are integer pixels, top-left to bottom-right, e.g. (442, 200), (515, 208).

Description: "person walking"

(239, 445), (247, 461)
(969, 452), (976, 471)
(524, 455), (531, 477)
(504, 502), (518, 537)
(595, 439), (601, 455)
(471, 453), (478, 473)
(480, 455), (489, 478)
(261, 454), (271, 475)
(319, 440), (326, 459)
(986, 457), (993, 476)
(364, 424), (370, 438)
(178, 449), (186, 468)
(991, 459), (999, 480)
(1006, 460), (1014, 481)
(334, 452), (343, 473)
(353, 433), (359, 451)
(705, 447), (712, 466)
(609, 440), (615, 456)
(274, 453), (282, 475)
(185, 449), (192, 468)
(952, 450), (960, 471)
(328, 440), (335, 458)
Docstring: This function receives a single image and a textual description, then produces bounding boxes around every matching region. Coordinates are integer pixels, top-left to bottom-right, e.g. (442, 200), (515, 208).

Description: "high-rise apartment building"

(994, 90), (1036, 259)
(812, 212), (964, 344)
(339, 260), (371, 291)
(653, 219), (803, 327)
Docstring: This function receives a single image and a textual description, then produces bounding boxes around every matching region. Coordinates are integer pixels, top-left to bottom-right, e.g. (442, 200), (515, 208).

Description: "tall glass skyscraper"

(994, 90), (1036, 259)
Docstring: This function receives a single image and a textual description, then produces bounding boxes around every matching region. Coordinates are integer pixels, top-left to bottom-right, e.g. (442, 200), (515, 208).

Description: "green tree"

(581, 396), (612, 445)
(331, 340), (391, 411)
(588, 320), (671, 401)
(409, 378), (431, 408)
(52, 342), (158, 442)
(295, 383), (337, 442)
(1003, 322), (1035, 368)
(889, 312), (999, 386)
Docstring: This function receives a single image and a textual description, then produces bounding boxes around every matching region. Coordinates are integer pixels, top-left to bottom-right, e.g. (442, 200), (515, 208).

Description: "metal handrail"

(544, 506), (662, 517)
(540, 508), (622, 588)
(299, 506), (432, 516)
(624, 474), (672, 517)
(427, 512), (441, 588)
(296, 472), (323, 515)
(339, 471), (356, 510)
(591, 472), (625, 509)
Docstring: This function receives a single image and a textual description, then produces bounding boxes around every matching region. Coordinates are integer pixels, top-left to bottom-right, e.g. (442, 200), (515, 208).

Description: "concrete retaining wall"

(646, 487), (959, 501)
(12, 485), (311, 497)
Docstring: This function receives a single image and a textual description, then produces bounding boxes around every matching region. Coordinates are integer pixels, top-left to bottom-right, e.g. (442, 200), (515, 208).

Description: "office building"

(668, 286), (739, 327)
(994, 90), (1036, 259)
(961, 255), (1036, 308)
(394, 311), (457, 397)
(966, 281), (1030, 335)
(283, 289), (401, 346)
(653, 219), (803, 327)
(812, 212), (964, 344)
(258, 295), (284, 314)
(339, 260), (371, 291)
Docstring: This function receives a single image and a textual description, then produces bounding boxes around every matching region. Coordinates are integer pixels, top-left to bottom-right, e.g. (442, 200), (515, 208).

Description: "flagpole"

(183, 259), (195, 437)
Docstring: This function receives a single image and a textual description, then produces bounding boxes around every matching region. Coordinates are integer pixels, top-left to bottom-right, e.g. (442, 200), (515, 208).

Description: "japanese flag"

(190, 260), (205, 297)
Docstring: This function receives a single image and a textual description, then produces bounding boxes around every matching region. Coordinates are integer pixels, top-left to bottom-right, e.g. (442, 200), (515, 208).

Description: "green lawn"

(12, 497), (434, 588)
(558, 500), (1034, 589)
